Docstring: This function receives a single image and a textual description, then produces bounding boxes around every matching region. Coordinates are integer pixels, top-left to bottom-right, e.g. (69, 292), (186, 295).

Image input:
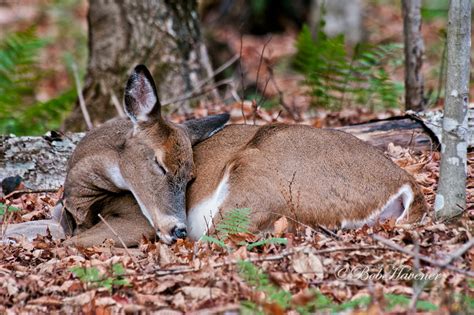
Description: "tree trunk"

(434, 0), (471, 220)
(63, 0), (214, 131)
(402, 0), (425, 111)
(309, 0), (363, 44)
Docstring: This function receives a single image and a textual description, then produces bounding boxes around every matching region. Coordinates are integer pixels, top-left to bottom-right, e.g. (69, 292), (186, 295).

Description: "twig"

(239, 31), (247, 124)
(71, 62), (92, 130)
(110, 90), (126, 118)
(371, 234), (474, 277)
(317, 224), (341, 240)
(163, 79), (233, 107)
(4, 188), (60, 200)
(153, 245), (387, 277)
(199, 42), (221, 102)
(196, 54), (239, 91)
(267, 65), (301, 121)
(255, 35), (273, 98)
(441, 237), (474, 267)
(409, 236), (474, 310)
(409, 236), (422, 311)
(97, 214), (143, 270)
(162, 55), (239, 110)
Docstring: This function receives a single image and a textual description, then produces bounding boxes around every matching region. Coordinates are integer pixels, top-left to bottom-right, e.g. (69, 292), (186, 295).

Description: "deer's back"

(188, 123), (425, 230)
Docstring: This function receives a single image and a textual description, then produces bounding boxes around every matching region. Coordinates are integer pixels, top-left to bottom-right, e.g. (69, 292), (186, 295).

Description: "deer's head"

(120, 65), (229, 244)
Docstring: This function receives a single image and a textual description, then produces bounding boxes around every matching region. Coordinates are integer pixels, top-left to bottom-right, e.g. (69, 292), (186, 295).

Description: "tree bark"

(0, 116), (443, 191)
(434, 0), (471, 220)
(402, 0), (425, 111)
(309, 0), (363, 44)
(63, 0), (213, 131)
(0, 133), (84, 190)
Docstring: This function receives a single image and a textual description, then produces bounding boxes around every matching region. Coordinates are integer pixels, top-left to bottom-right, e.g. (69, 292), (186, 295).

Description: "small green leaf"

(247, 237), (288, 250)
(112, 263), (126, 276)
(200, 235), (227, 249)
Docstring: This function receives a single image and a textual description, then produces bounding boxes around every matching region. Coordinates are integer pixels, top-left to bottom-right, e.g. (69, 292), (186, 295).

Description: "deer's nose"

(171, 226), (187, 240)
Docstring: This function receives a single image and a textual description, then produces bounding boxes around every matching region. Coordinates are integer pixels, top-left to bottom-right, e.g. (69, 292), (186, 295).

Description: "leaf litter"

(0, 110), (473, 314)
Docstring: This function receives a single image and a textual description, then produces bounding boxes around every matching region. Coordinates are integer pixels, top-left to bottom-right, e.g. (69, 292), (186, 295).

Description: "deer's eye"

(154, 158), (167, 175)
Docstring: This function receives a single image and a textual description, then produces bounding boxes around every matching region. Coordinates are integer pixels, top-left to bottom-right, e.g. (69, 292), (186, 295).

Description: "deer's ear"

(124, 65), (161, 123)
(183, 113), (230, 145)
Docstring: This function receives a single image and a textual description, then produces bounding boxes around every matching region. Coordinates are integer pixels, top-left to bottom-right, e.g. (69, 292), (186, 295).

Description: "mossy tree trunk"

(63, 0), (213, 131)
(435, 0), (471, 220)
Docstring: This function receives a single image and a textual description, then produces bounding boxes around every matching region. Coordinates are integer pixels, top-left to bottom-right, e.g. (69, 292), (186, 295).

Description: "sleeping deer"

(4, 65), (427, 247)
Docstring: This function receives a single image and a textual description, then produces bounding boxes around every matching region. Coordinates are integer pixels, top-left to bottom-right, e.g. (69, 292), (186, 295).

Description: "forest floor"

(1, 105), (473, 314)
(1, 1), (473, 313)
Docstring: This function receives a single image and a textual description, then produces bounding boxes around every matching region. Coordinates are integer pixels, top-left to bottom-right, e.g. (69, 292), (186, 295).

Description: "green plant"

(238, 260), (372, 314)
(201, 208), (287, 251)
(0, 203), (21, 218)
(0, 29), (77, 135)
(238, 260), (292, 313)
(70, 263), (129, 291)
(384, 294), (438, 312)
(294, 24), (404, 110)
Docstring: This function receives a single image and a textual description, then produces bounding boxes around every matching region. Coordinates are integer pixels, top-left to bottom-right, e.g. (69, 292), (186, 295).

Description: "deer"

(3, 65), (427, 247)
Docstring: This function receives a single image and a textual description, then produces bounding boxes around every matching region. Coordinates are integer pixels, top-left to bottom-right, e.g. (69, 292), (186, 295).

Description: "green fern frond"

(215, 208), (252, 237)
(0, 28), (77, 135)
(238, 260), (292, 310)
(294, 24), (404, 110)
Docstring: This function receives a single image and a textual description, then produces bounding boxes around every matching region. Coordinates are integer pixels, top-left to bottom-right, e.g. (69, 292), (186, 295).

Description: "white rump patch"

(187, 173), (230, 240)
(341, 184), (414, 229)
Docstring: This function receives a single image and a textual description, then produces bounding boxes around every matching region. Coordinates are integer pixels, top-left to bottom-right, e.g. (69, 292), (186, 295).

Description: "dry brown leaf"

(292, 251), (324, 280)
(273, 216), (289, 236)
(180, 286), (223, 301)
(158, 243), (176, 267)
(63, 291), (95, 306)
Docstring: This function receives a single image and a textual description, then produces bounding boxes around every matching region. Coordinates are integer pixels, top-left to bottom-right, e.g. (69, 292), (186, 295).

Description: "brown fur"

(187, 124), (427, 235)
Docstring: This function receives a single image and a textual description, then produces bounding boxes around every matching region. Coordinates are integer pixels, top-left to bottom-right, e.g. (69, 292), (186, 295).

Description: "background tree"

(435, 0), (471, 220)
(63, 0), (214, 131)
(402, 0), (425, 111)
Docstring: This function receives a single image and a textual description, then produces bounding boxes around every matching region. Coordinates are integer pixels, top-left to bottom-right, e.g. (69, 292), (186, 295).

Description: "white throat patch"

(187, 173), (230, 240)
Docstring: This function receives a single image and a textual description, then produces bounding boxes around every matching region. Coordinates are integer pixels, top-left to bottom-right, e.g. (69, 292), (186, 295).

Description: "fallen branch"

(71, 62), (92, 130)
(409, 236), (474, 309)
(4, 188), (60, 200)
(152, 245), (387, 277)
(371, 234), (474, 277)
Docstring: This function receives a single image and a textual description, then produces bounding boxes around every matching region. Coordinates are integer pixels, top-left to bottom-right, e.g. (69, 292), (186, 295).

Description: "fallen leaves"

(0, 141), (473, 314)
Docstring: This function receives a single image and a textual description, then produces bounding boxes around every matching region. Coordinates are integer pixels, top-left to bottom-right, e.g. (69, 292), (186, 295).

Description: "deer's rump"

(186, 124), (427, 239)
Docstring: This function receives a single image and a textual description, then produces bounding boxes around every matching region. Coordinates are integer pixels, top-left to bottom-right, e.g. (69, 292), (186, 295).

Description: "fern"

(216, 208), (252, 237)
(70, 263), (129, 291)
(0, 28), (77, 135)
(294, 25), (404, 110)
(201, 208), (288, 251)
(202, 208), (251, 250)
(238, 260), (292, 311)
